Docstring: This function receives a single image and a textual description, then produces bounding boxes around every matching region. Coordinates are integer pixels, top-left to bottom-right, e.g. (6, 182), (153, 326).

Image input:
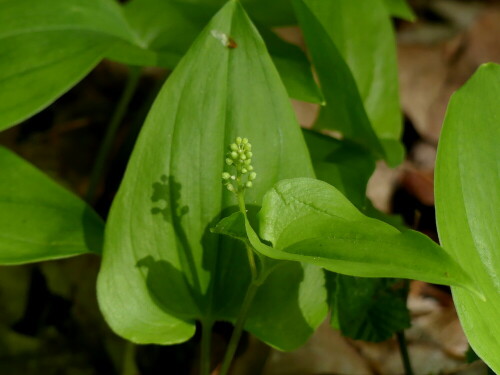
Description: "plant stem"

(237, 191), (247, 214)
(121, 342), (137, 375)
(237, 192), (258, 280)
(200, 320), (214, 375)
(217, 190), (268, 375)
(397, 331), (414, 375)
(85, 65), (142, 204)
(219, 281), (260, 375)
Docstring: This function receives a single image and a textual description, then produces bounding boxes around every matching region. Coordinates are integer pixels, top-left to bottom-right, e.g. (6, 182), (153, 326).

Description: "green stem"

(85, 66), (142, 203)
(200, 320), (214, 375)
(237, 191), (246, 213)
(219, 281), (260, 375)
(245, 244), (258, 280)
(121, 342), (137, 375)
(238, 192), (258, 280)
(397, 331), (414, 375)
(217, 191), (266, 375)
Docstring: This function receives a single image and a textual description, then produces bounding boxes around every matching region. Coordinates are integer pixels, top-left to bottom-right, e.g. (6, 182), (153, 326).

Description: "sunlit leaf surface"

(98, 1), (327, 349)
(0, 147), (104, 264)
(435, 63), (500, 373)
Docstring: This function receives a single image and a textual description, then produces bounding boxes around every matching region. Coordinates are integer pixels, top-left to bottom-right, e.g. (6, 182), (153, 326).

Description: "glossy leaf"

(115, 0), (322, 103)
(294, 0), (403, 165)
(435, 63), (500, 373)
(0, 147), (104, 265)
(328, 274), (410, 342)
(383, 0), (416, 21)
(243, 178), (478, 294)
(98, 1), (327, 350)
(0, 0), (136, 131)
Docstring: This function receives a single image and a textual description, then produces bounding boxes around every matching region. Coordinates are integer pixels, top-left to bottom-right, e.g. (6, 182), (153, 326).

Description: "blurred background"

(0, 0), (499, 374)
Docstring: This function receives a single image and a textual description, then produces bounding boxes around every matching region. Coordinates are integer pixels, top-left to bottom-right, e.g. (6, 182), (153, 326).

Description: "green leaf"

(0, 0), (137, 131)
(364, 200), (407, 231)
(293, 0), (403, 165)
(169, 0), (297, 26)
(211, 211), (247, 241)
(114, 0), (322, 103)
(98, 1), (327, 350)
(240, 0), (296, 26)
(107, 0), (202, 68)
(328, 274), (410, 342)
(383, 0), (416, 21)
(435, 63), (500, 373)
(303, 129), (375, 209)
(211, 210), (328, 350)
(292, 0), (382, 158)
(0, 147), (104, 265)
(259, 28), (323, 104)
(244, 178), (479, 294)
(301, 131), (408, 343)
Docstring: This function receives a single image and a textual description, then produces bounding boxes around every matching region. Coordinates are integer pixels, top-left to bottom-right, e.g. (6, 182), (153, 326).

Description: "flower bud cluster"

(222, 137), (257, 193)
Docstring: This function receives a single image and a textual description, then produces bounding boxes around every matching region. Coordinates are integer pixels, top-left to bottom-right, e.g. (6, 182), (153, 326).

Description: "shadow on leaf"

(137, 175), (322, 350)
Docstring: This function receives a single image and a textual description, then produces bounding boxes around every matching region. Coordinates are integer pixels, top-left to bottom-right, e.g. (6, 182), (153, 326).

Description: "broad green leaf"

(327, 274), (410, 342)
(383, 0), (416, 21)
(435, 63), (500, 373)
(98, 1), (327, 350)
(294, 0), (403, 165)
(0, 0), (137, 131)
(243, 178), (478, 294)
(0, 147), (104, 264)
(301, 130), (409, 342)
(303, 129), (375, 209)
(292, 0), (383, 159)
(114, 0), (322, 103)
(213, 209), (410, 343)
